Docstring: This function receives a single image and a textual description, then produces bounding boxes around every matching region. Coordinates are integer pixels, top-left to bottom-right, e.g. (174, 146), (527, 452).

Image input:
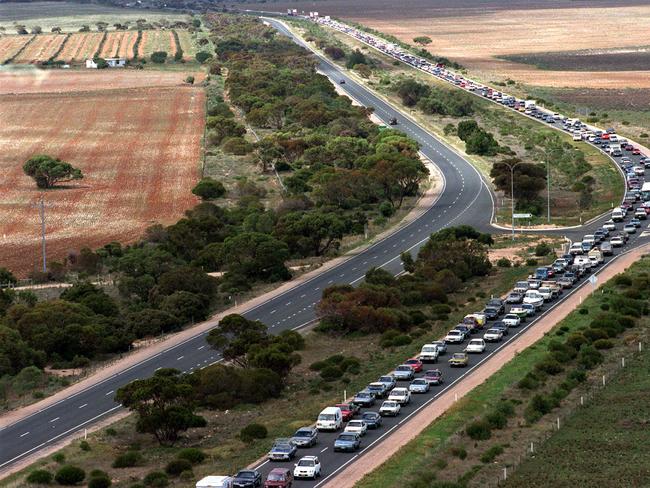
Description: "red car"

(625, 144), (634, 151)
(265, 468), (293, 488)
(601, 133), (610, 140)
(633, 148), (641, 155)
(404, 358), (423, 373)
(423, 369), (443, 385)
(336, 403), (359, 421)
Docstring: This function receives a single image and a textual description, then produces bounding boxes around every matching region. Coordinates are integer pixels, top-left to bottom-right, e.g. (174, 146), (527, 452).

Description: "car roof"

(270, 468), (290, 474)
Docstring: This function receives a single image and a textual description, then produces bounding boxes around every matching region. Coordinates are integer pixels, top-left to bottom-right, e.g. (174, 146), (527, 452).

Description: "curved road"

(0, 17), (494, 474)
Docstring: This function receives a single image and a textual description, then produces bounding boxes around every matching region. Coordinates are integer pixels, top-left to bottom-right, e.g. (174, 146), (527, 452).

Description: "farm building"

(85, 57), (126, 68)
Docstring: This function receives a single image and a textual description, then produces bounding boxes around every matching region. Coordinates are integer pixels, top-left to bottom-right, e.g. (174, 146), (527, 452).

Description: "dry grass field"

(274, 0), (650, 89)
(0, 71), (205, 276)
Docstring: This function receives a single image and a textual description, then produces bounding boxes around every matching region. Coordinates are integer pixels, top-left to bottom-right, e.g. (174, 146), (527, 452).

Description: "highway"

(0, 15), (494, 474)
(0, 14), (646, 482)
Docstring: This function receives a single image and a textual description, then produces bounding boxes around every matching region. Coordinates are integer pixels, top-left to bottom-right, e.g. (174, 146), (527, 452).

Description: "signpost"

(513, 213), (532, 219)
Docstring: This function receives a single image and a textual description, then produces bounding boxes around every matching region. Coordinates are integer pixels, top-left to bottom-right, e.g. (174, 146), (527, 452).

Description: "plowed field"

(138, 29), (175, 58)
(0, 74), (204, 276)
(13, 33), (66, 63)
(55, 32), (104, 63)
(0, 35), (34, 63)
(99, 31), (139, 59)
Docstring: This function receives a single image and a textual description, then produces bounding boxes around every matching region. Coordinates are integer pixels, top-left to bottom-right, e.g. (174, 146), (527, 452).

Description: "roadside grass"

(356, 257), (650, 488)
(290, 21), (623, 226)
(503, 334), (650, 487)
(0, 255), (542, 487)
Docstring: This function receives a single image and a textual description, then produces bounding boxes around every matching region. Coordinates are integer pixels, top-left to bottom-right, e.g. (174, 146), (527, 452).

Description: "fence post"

(639, 342), (643, 353)
(602, 375), (606, 387)
(622, 357), (625, 368)
(556, 417), (560, 430)
(580, 395), (584, 406)
(530, 441), (534, 454)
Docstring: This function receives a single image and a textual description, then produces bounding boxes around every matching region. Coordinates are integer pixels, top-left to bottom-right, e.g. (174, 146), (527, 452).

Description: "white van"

(316, 406), (342, 431)
(196, 476), (233, 488)
(612, 208), (624, 222)
(574, 256), (592, 268)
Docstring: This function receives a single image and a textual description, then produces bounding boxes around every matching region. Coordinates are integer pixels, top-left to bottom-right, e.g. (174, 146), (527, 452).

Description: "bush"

(150, 51), (167, 63)
(26, 469), (53, 484)
(196, 51), (213, 63)
(495, 400), (515, 417)
(165, 459), (192, 476)
(88, 476), (112, 488)
(525, 258), (538, 266)
(53, 453), (65, 464)
(222, 137), (253, 155)
(496, 257), (511, 268)
(192, 177), (226, 200)
(105, 428), (117, 436)
(517, 372), (540, 390)
(485, 410), (508, 429)
(379, 201), (395, 217)
(466, 420), (491, 440)
(143, 472), (169, 487)
(578, 308), (589, 315)
(534, 241), (553, 256)
(55, 465), (85, 485)
(480, 445), (504, 463)
(593, 338), (614, 349)
(578, 345), (603, 369)
(240, 423), (268, 443)
(449, 446), (467, 460)
(112, 451), (143, 468)
(614, 274), (632, 286)
(524, 394), (553, 423)
(176, 448), (206, 465)
(185, 75), (195, 84)
(79, 440), (91, 451)
(535, 357), (564, 375)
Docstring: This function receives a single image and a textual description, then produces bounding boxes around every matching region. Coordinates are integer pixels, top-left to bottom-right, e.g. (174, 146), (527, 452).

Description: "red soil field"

(0, 76), (205, 276)
(0, 69), (205, 95)
(0, 35), (34, 63)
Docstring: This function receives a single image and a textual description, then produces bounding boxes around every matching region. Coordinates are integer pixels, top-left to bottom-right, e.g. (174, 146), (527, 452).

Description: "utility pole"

(35, 196), (47, 273)
(503, 161), (523, 240)
(547, 159), (551, 223)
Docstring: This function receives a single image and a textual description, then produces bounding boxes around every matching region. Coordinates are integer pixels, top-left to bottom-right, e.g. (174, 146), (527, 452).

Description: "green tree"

(191, 177), (226, 200)
(413, 36), (432, 46)
(23, 155), (83, 189)
(395, 79), (430, 107)
(115, 369), (206, 446)
(220, 232), (290, 281)
(275, 212), (349, 257)
(368, 153), (428, 207)
(206, 314), (268, 367)
(151, 51), (168, 63)
(324, 46), (345, 60)
(0, 267), (17, 286)
(54, 465), (85, 485)
(195, 51), (212, 63)
(345, 49), (367, 69)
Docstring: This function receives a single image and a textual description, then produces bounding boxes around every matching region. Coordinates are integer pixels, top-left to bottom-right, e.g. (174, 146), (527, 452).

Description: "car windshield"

(470, 340), (482, 345)
(319, 414), (335, 421)
(339, 434), (356, 441)
(383, 402), (397, 407)
(267, 473), (285, 481)
(362, 412), (377, 419)
(274, 444), (291, 451)
(448, 331), (461, 335)
(379, 376), (393, 382)
(406, 359), (418, 364)
(294, 430), (311, 437)
(453, 353), (465, 359)
(505, 314), (517, 319)
(487, 329), (500, 334)
(356, 392), (370, 398)
(237, 471), (255, 479)
(412, 379), (426, 384)
(298, 459), (315, 467)
(396, 365), (410, 371)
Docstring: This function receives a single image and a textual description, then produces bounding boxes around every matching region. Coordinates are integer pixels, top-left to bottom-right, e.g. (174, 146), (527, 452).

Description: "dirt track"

(322, 243), (650, 487)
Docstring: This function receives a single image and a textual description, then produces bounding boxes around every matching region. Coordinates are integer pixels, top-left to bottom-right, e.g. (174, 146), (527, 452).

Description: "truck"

(610, 144), (622, 157)
(196, 476), (233, 488)
(524, 100), (537, 109)
(588, 248), (604, 264)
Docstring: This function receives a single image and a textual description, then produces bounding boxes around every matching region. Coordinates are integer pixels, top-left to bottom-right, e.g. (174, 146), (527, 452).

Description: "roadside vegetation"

(292, 20), (623, 226)
(3, 227), (556, 487)
(356, 257), (650, 488)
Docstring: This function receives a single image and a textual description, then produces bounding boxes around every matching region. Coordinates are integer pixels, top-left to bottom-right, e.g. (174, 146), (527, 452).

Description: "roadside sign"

(513, 213), (532, 219)
(589, 274), (598, 287)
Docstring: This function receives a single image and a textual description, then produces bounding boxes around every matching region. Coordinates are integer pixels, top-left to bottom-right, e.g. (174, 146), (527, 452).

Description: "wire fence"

(485, 340), (644, 487)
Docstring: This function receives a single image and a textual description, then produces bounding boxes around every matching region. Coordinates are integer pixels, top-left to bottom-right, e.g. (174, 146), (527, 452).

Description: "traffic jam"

(220, 14), (650, 488)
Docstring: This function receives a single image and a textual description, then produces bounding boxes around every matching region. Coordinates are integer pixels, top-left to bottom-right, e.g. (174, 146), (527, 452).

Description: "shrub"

(165, 459), (192, 476)
(240, 423), (268, 442)
(222, 137), (253, 155)
(52, 453), (65, 464)
(79, 440), (91, 451)
(379, 201), (395, 217)
(524, 394), (553, 423)
(535, 357), (564, 375)
(593, 338), (614, 349)
(105, 428), (117, 436)
(466, 420), (492, 440)
(495, 400), (515, 417)
(185, 75), (195, 84)
(534, 241), (553, 256)
(177, 448), (206, 465)
(525, 258), (538, 266)
(319, 365), (342, 381)
(496, 257), (511, 268)
(192, 177), (226, 200)
(88, 476), (112, 488)
(578, 308), (589, 315)
(578, 345), (603, 369)
(26, 469), (53, 484)
(485, 410), (508, 429)
(112, 451), (143, 468)
(150, 51), (167, 63)
(90, 470), (108, 479)
(54, 465), (85, 485)
(480, 445), (504, 463)
(568, 369), (587, 383)
(517, 372), (540, 390)
(450, 446), (467, 460)
(143, 472), (169, 487)
(196, 51), (213, 63)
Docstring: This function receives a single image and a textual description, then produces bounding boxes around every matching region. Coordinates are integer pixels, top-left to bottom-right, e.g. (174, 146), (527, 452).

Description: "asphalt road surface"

(0, 15), (644, 481)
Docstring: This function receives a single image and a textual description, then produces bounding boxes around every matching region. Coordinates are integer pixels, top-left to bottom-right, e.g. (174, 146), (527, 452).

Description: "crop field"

(176, 29), (198, 59)
(503, 47), (650, 72)
(12, 34), (66, 64)
(99, 31), (139, 59)
(138, 29), (176, 58)
(0, 73), (205, 276)
(273, 0), (650, 89)
(55, 32), (104, 63)
(0, 1), (187, 33)
(0, 35), (33, 63)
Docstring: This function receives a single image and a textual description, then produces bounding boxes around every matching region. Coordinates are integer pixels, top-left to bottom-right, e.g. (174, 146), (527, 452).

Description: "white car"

(582, 235), (596, 246)
(603, 220), (617, 231)
(502, 314), (521, 327)
(537, 287), (553, 302)
(569, 242), (584, 255)
(294, 456), (321, 479)
(344, 420), (368, 436)
(388, 387), (411, 405)
(610, 235), (624, 247)
(408, 378), (430, 393)
(419, 344), (439, 363)
(483, 328), (503, 342)
(523, 291), (544, 309)
(624, 223), (637, 234)
(444, 330), (465, 344)
(379, 400), (401, 416)
(465, 338), (486, 354)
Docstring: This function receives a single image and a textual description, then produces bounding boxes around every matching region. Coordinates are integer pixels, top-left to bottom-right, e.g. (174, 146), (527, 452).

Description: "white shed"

(85, 57), (127, 69)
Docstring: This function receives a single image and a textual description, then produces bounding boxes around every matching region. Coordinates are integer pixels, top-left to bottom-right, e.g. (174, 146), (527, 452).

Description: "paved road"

(0, 17), (494, 474)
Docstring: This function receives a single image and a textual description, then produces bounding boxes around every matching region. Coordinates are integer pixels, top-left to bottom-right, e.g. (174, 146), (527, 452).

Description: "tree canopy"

(23, 155), (83, 189)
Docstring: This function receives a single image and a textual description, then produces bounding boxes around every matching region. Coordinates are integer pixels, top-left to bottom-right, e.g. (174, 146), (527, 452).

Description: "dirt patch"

(0, 80), (204, 276)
